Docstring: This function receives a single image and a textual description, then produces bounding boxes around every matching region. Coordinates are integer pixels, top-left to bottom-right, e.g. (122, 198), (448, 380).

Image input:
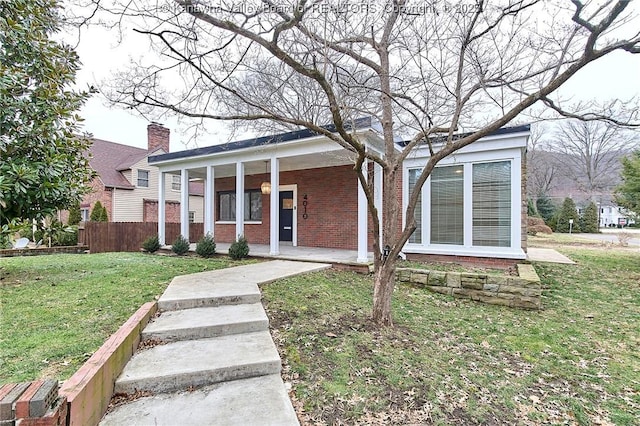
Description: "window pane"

(137, 170), (149, 187)
(473, 161), (511, 247)
(172, 175), (181, 190)
(219, 193), (235, 221)
(250, 191), (262, 221)
(431, 165), (464, 245)
(408, 169), (422, 243)
(219, 191), (262, 221)
(244, 192), (251, 221)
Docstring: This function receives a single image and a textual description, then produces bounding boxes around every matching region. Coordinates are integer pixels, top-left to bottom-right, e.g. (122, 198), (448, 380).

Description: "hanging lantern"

(261, 161), (271, 194)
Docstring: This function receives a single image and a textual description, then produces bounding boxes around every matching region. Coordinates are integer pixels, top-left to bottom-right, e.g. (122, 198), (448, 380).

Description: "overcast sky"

(72, 4), (640, 152)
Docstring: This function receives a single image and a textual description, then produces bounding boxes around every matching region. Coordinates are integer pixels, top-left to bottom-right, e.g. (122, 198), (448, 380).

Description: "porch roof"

(149, 117), (378, 165)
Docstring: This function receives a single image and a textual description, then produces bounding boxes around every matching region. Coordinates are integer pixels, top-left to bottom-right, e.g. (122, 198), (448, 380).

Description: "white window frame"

(137, 169), (150, 188)
(402, 146), (524, 259)
(171, 175), (181, 191)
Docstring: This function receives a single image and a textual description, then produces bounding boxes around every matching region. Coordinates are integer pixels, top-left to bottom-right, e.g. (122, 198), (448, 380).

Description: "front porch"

(150, 119), (386, 264)
(164, 243), (375, 272)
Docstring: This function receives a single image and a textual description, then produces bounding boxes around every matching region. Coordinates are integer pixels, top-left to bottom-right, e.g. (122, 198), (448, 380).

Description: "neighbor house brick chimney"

(147, 122), (170, 153)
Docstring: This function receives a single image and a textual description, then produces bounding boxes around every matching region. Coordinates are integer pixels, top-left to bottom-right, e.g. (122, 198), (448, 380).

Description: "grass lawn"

(0, 252), (247, 383)
(262, 246), (639, 425)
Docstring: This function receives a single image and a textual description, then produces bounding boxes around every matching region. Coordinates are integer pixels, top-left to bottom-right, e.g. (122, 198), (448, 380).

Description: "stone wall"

(396, 263), (541, 309)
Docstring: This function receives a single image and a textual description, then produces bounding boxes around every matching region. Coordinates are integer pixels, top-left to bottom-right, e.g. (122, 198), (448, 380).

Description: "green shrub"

(56, 228), (78, 246)
(142, 235), (161, 253)
(68, 203), (82, 225)
(228, 235), (249, 260)
(195, 233), (216, 257)
(556, 197), (581, 233)
(90, 201), (108, 222)
(172, 235), (190, 255)
(580, 202), (600, 233)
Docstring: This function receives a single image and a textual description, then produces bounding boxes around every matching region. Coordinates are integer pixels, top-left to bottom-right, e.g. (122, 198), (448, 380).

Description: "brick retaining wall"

(397, 264), (541, 309)
(0, 246), (88, 258)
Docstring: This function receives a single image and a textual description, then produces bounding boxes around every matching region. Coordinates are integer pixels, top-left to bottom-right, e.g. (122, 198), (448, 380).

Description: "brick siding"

(59, 178), (113, 224)
(213, 165), (380, 250)
(143, 199), (181, 223)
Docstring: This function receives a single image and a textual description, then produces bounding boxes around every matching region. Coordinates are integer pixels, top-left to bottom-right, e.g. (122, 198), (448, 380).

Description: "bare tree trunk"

(372, 257), (397, 327)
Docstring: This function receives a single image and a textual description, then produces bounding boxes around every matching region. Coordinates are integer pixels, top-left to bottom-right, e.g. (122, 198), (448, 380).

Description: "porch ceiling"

(179, 149), (356, 180)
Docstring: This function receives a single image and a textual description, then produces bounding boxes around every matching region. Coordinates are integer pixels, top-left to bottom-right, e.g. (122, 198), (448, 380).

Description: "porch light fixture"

(261, 161), (271, 195)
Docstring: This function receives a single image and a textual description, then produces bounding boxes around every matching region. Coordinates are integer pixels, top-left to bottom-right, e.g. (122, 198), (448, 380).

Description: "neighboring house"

(598, 204), (636, 227)
(62, 123), (204, 223)
(149, 118), (529, 264)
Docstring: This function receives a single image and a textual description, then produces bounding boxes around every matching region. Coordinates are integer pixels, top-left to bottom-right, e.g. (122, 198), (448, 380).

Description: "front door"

(279, 191), (294, 242)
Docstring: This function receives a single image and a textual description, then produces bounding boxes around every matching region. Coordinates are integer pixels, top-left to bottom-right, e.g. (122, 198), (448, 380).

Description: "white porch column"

(158, 171), (166, 245)
(204, 165), (215, 236)
(235, 162), (244, 239)
(374, 162), (383, 247)
(180, 168), (189, 240)
(357, 162), (368, 263)
(269, 157), (280, 255)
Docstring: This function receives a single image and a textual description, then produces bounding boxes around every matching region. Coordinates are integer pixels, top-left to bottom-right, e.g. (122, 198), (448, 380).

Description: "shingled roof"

(89, 139), (148, 189)
(89, 137), (204, 196)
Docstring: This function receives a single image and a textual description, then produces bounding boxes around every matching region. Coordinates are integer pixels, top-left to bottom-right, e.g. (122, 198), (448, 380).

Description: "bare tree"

(83, 0), (640, 326)
(527, 124), (558, 200)
(550, 118), (639, 197)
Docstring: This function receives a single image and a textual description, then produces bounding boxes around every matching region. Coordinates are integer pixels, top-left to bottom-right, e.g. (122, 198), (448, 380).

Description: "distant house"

(598, 204), (636, 227)
(148, 118), (529, 264)
(62, 123), (204, 223)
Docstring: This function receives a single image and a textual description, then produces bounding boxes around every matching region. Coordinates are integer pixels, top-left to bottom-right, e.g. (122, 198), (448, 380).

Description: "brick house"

(149, 118), (529, 263)
(65, 123), (204, 223)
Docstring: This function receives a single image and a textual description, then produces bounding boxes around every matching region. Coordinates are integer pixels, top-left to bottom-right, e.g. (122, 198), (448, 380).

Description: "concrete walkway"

(100, 260), (331, 426)
(527, 247), (576, 264)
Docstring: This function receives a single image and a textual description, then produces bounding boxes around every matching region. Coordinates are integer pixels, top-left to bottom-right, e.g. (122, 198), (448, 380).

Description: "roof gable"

(89, 139), (148, 189)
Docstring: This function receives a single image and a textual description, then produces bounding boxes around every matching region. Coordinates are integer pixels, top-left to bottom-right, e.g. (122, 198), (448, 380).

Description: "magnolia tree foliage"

(0, 0), (93, 226)
(88, 0), (640, 326)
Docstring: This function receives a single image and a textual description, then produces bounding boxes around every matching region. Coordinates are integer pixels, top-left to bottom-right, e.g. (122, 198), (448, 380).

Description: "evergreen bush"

(172, 235), (190, 255)
(142, 235), (161, 253)
(555, 197), (581, 233)
(229, 235), (250, 260)
(527, 199), (539, 217)
(580, 202), (600, 233)
(536, 197), (556, 224)
(68, 204), (82, 225)
(195, 233), (216, 257)
(90, 201), (108, 222)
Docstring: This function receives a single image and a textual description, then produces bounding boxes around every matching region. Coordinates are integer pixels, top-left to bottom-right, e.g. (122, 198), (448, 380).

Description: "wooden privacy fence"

(79, 222), (205, 253)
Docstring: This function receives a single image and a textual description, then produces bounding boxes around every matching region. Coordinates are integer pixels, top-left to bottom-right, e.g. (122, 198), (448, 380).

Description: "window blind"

(408, 169), (422, 243)
(430, 165), (464, 245)
(472, 161), (511, 247)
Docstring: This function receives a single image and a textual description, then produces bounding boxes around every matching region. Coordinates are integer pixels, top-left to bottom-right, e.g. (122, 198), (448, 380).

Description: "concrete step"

(114, 331), (281, 395)
(158, 279), (261, 312)
(157, 261), (331, 312)
(142, 304), (269, 342)
(101, 375), (299, 426)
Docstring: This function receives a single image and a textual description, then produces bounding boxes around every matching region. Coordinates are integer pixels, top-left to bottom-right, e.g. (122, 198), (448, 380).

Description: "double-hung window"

(137, 170), (149, 188)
